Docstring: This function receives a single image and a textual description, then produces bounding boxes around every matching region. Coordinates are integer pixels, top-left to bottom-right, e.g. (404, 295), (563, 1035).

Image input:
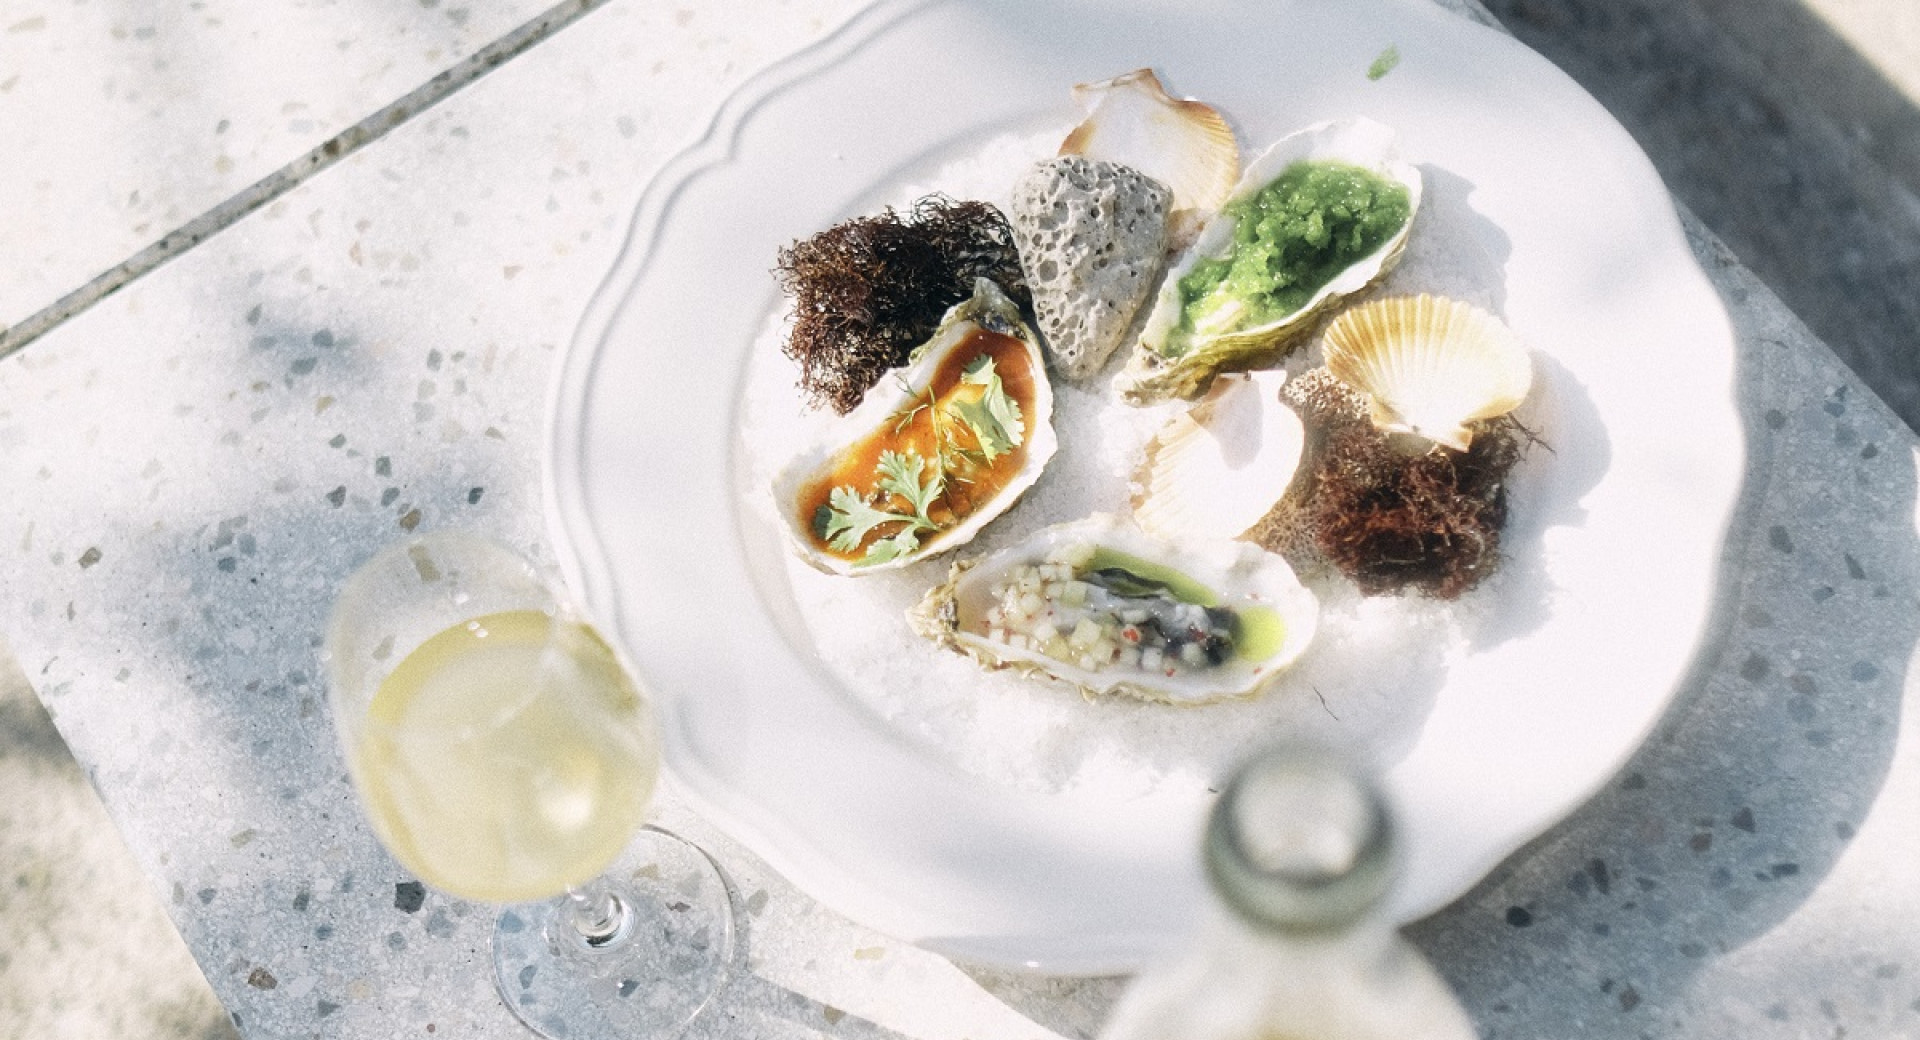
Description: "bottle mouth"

(1204, 744), (1396, 933)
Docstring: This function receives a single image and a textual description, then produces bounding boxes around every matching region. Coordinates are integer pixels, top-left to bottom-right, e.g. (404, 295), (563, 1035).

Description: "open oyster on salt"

(1118, 118), (1423, 405)
(772, 279), (1057, 575)
(908, 513), (1318, 704)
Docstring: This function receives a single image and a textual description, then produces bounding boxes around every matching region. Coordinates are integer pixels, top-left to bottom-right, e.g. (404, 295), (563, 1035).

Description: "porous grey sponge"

(1011, 156), (1172, 382)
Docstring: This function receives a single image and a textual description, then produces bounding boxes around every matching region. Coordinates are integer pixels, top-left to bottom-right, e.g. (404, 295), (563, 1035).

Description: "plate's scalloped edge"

(542, 0), (931, 630)
(1386, 0), (1750, 926)
(542, 0), (1753, 969)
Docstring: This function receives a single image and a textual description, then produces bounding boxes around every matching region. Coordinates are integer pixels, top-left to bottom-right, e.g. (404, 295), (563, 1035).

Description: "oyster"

(1321, 294), (1531, 451)
(772, 279), (1057, 575)
(1117, 118), (1422, 405)
(1132, 369), (1306, 542)
(909, 513), (1318, 704)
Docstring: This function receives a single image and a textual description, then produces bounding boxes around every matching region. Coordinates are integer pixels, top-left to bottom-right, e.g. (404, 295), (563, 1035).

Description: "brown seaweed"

(1250, 367), (1528, 599)
(775, 196), (1032, 414)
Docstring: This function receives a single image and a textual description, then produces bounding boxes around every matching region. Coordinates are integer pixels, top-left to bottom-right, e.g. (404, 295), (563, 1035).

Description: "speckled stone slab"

(1407, 216), (1920, 1037)
(3, 0), (1919, 1037)
(0, 640), (237, 1038)
(0, 0), (550, 332)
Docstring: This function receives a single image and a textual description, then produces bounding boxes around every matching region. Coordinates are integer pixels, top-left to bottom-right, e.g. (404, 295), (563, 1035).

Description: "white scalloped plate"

(546, 0), (1742, 973)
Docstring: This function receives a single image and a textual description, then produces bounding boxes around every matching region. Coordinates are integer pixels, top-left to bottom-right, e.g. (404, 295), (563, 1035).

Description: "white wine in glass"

(325, 530), (732, 1039)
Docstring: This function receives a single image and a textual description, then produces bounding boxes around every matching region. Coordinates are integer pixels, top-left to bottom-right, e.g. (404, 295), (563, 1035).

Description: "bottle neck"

(1204, 745), (1397, 936)
(1198, 897), (1398, 976)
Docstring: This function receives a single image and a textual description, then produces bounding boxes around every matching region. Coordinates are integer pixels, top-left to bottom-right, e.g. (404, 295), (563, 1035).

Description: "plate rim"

(544, 0), (1748, 973)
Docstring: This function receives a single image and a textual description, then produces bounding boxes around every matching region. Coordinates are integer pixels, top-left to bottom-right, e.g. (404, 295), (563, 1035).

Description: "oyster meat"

(772, 279), (1057, 575)
(909, 513), (1318, 704)
(1118, 117), (1422, 405)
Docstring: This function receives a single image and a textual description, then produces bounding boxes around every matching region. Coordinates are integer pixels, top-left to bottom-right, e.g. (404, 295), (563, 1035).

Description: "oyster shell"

(1132, 369), (1306, 542)
(1117, 118), (1423, 405)
(909, 513), (1318, 704)
(772, 279), (1057, 575)
(1321, 294), (1532, 451)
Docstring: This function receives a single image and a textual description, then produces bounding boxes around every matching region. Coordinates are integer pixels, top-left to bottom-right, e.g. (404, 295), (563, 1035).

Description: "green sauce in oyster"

(1164, 160), (1411, 358)
(1077, 547), (1288, 670)
(1084, 546), (1218, 605)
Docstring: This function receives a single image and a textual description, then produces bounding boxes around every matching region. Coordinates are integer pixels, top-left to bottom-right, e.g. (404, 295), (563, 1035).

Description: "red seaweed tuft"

(1250, 366), (1530, 599)
(775, 197), (1031, 414)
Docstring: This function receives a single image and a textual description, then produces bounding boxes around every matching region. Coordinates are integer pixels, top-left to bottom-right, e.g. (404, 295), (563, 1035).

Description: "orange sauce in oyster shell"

(797, 328), (1039, 564)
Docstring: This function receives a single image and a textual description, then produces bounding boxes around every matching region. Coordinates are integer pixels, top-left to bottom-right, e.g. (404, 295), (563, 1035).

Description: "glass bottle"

(1099, 745), (1477, 1040)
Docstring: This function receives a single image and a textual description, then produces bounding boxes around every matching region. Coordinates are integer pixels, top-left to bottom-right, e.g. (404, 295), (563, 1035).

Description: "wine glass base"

(493, 827), (735, 1039)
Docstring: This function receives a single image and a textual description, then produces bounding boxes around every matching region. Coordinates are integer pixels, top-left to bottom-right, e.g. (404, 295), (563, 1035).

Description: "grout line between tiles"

(0, 0), (617, 364)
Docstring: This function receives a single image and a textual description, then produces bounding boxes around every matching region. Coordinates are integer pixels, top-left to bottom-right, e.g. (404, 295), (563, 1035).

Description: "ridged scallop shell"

(1321, 294), (1532, 451)
(1132, 370), (1305, 542)
(1118, 118), (1422, 405)
(771, 279), (1057, 575)
(907, 513), (1318, 704)
(1059, 69), (1239, 223)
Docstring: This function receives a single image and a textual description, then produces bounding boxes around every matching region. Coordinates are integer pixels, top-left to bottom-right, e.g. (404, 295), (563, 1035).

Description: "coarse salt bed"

(737, 126), (1542, 799)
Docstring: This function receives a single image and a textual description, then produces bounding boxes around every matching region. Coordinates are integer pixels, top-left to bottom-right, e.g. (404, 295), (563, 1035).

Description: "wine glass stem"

(565, 885), (631, 948)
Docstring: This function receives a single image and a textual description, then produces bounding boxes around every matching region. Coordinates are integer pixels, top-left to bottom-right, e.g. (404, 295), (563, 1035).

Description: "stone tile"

(1479, 0), (1920, 431)
(1698, 0), (1920, 187)
(0, 0), (1000, 1034)
(0, 639), (239, 1040)
(0, 0), (550, 332)
(1410, 233), (1920, 1039)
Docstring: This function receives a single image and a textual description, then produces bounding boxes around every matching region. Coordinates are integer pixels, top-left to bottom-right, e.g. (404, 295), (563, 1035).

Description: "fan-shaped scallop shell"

(1321, 294), (1532, 451)
(1133, 370), (1305, 542)
(1059, 69), (1239, 223)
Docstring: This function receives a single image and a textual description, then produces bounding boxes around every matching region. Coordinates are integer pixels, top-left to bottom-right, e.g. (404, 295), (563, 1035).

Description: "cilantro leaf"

(859, 527), (922, 567)
(875, 450), (942, 522)
(816, 451), (944, 563)
(954, 355), (1024, 461)
(820, 485), (912, 554)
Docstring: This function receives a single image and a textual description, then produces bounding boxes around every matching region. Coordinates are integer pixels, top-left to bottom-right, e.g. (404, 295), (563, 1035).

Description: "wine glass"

(324, 529), (733, 1039)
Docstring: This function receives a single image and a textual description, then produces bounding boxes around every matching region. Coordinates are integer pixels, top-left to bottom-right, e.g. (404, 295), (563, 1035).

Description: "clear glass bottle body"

(1099, 745), (1477, 1040)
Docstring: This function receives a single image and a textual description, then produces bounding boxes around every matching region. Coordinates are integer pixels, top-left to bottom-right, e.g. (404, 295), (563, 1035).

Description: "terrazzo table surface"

(3, 0), (1918, 1037)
